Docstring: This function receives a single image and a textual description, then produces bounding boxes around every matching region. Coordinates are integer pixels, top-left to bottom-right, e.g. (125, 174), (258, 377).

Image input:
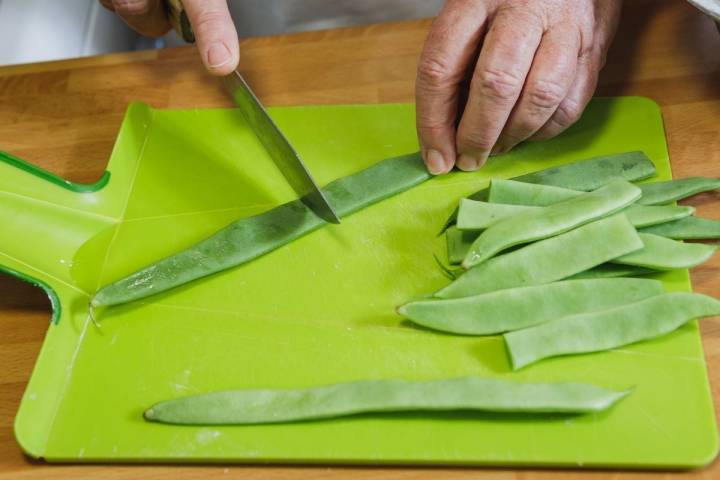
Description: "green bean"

(400, 278), (664, 335)
(458, 197), (693, 231)
(436, 214), (643, 298)
(640, 216), (720, 239)
(624, 204), (695, 228)
(613, 233), (717, 270)
(440, 151), (657, 232)
(456, 199), (536, 230)
(488, 179), (580, 206)
(446, 226), (479, 265)
(143, 376), (632, 425)
(504, 292), (720, 370)
(566, 264), (656, 280)
(92, 152), (431, 308)
(463, 180), (640, 268)
(637, 177), (720, 205)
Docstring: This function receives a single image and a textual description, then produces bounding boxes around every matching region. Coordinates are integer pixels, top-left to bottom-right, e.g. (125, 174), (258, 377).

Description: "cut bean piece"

(567, 264), (656, 280)
(441, 151), (657, 232)
(488, 179), (580, 206)
(457, 199), (537, 230)
(613, 233), (717, 270)
(446, 227), (479, 265)
(92, 152), (431, 307)
(436, 214), (643, 299)
(143, 376), (632, 425)
(624, 204), (695, 228)
(400, 278), (664, 335)
(463, 180), (641, 268)
(637, 177), (720, 205)
(505, 292), (720, 370)
(640, 216), (720, 239)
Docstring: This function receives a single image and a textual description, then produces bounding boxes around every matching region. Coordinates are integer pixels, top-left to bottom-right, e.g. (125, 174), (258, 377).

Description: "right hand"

(100, 0), (240, 75)
(415, 0), (623, 174)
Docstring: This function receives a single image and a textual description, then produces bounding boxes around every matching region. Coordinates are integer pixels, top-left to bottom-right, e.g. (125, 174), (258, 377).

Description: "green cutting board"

(2, 97), (717, 467)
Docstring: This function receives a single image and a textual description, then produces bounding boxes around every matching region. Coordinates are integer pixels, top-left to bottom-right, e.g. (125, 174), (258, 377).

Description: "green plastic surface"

(2, 97), (717, 467)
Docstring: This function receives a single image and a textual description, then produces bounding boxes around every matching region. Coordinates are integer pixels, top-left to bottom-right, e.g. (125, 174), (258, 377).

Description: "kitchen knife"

(164, 0), (340, 224)
(223, 71), (341, 224)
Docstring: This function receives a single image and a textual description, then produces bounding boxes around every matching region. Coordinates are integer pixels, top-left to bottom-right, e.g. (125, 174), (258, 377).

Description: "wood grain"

(1, 0), (719, 478)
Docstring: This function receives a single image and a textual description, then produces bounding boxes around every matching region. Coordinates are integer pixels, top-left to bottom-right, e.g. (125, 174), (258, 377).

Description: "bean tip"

(143, 408), (156, 421)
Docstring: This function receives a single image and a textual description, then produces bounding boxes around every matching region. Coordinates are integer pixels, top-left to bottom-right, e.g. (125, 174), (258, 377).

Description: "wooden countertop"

(1, 0), (719, 478)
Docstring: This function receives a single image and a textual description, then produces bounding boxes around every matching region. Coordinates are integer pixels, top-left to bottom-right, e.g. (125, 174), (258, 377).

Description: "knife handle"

(165, 0), (195, 43)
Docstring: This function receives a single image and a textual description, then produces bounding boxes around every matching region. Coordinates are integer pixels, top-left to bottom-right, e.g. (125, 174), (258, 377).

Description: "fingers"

(415, 1), (489, 175)
(183, 0), (239, 75)
(493, 26), (581, 153)
(455, 8), (544, 171)
(109, 0), (170, 37)
(529, 53), (598, 141)
(531, 1), (622, 141)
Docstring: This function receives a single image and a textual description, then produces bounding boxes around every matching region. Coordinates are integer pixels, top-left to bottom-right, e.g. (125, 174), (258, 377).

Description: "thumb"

(183, 0), (240, 75)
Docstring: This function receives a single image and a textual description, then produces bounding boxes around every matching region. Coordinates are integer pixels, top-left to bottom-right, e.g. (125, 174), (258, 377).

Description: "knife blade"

(222, 70), (341, 224)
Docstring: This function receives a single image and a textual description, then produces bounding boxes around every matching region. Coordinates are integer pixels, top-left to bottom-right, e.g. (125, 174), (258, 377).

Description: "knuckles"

(526, 79), (567, 110)
(474, 68), (524, 102)
(417, 55), (456, 89)
(552, 97), (584, 128)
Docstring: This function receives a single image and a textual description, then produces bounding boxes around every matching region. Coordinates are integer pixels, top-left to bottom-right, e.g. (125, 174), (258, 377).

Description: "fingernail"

(207, 43), (232, 68)
(426, 149), (446, 175)
(457, 154), (482, 171)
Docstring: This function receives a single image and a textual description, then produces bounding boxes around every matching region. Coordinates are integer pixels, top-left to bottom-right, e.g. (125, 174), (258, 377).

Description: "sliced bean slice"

(488, 179), (580, 206)
(640, 216), (720, 239)
(441, 151), (657, 232)
(505, 292), (720, 370)
(446, 227), (479, 265)
(457, 199), (537, 230)
(637, 177), (720, 205)
(567, 264), (656, 280)
(613, 233), (717, 270)
(436, 214), (643, 299)
(463, 180), (641, 268)
(143, 376), (632, 425)
(92, 152), (430, 307)
(400, 278), (664, 335)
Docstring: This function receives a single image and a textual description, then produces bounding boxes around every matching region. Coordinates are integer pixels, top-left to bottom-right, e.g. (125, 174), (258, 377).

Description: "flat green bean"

(637, 177), (720, 205)
(463, 180), (640, 268)
(624, 204), (695, 228)
(436, 214), (643, 298)
(488, 179), (580, 206)
(458, 196), (693, 231)
(143, 376), (631, 425)
(92, 152), (430, 307)
(441, 151), (657, 232)
(505, 292), (720, 370)
(567, 264), (656, 280)
(456, 199), (536, 230)
(446, 226), (479, 265)
(640, 216), (720, 239)
(613, 233), (717, 270)
(400, 278), (664, 335)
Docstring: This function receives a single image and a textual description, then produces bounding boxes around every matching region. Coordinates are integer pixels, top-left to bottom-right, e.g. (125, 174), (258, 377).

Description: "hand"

(416, 0), (623, 174)
(100, 0), (239, 75)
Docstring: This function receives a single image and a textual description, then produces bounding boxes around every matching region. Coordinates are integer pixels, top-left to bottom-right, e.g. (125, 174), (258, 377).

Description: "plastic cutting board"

(1, 97), (717, 467)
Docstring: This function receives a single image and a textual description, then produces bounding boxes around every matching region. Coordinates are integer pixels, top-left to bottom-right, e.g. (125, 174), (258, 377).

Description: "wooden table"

(1, 0), (719, 478)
